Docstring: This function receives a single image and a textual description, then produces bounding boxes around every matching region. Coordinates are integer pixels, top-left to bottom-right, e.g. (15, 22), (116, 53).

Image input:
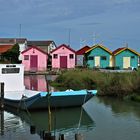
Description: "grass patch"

(51, 69), (140, 96)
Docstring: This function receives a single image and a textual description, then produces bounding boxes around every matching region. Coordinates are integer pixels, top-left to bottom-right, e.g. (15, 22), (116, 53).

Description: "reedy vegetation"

(52, 69), (140, 97)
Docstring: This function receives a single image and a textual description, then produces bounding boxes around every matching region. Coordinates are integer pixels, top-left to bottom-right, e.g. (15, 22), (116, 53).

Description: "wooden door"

(95, 56), (100, 67)
(30, 55), (38, 71)
(123, 57), (130, 68)
(60, 56), (67, 68)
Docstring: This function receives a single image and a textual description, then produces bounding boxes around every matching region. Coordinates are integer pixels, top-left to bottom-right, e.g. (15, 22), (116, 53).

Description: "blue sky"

(0, 0), (140, 52)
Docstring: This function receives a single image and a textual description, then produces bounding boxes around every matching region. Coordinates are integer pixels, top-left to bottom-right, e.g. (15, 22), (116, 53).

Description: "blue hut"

(85, 44), (112, 69)
(112, 47), (140, 70)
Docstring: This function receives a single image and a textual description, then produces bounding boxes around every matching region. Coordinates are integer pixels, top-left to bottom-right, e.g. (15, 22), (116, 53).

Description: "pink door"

(30, 55), (38, 71)
(60, 56), (67, 68)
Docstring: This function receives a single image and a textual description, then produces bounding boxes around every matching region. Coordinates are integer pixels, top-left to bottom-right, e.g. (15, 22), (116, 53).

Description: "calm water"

(0, 75), (140, 140)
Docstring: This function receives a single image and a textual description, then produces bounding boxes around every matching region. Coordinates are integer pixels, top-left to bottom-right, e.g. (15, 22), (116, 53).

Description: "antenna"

(19, 24), (21, 38)
(126, 43), (128, 48)
(68, 28), (71, 46)
(80, 38), (86, 48)
(93, 32), (97, 45)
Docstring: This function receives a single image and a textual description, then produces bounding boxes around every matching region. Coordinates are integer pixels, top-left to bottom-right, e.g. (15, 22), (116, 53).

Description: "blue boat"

(4, 89), (97, 110)
(0, 64), (97, 110)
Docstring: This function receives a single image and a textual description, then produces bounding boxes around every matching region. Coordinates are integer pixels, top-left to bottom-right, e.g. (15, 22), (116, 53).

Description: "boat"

(0, 64), (97, 110)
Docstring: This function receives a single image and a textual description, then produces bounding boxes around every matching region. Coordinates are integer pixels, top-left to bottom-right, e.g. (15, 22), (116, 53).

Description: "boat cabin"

(0, 64), (25, 92)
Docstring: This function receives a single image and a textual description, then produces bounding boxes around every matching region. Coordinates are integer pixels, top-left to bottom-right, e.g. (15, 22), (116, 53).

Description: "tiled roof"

(112, 47), (125, 55)
(76, 46), (90, 55)
(0, 38), (27, 44)
(0, 45), (13, 53)
(27, 40), (54, 46)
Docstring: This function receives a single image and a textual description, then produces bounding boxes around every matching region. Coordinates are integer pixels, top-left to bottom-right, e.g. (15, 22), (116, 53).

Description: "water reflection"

(97, 97), (140, 119)
(1, 107), (94, 140)
(83, 97), (140, 140)
(0, 110), (4, 136)
(24, 75), (55, 92)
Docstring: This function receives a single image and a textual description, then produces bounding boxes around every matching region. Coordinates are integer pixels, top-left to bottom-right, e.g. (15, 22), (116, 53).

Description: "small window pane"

(101, 56), (107, 60)
(69, 54), (74, 59)
(24, 55), (29, 60)
(53, 54), (58, 59)
(88, 56), (94, 60)
(131, 56), (135, 59)
(2, 68), (20, 74)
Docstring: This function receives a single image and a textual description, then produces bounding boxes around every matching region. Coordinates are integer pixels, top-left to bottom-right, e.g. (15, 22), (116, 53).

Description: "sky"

(0, 0), (140, 52)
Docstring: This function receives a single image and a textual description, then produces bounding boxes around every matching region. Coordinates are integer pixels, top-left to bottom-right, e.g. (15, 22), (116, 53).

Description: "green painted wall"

(86, 47), (111, 68)
(115, 49), (138, 69)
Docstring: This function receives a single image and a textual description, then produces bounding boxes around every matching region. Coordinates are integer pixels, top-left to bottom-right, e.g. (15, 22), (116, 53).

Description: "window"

(88, 56), (94, 60)
(101, 56), (107, 60)
(24, 55), (29, 60)
(53, 54), (58, 59)
(131, 56), (135, 59)
(2, 68), (20, 74)
(69, 54), (74, 59)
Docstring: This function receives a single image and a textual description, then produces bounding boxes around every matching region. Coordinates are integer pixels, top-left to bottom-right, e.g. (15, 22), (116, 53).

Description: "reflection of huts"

(76, 46), (90, 67)
(112, 47), (140, 70)
(51, 44), (76, 69)
(85, 44), (112, 68)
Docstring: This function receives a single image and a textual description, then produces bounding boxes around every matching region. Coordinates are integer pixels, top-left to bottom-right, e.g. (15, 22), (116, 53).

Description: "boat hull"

(4, 90), (96, 110)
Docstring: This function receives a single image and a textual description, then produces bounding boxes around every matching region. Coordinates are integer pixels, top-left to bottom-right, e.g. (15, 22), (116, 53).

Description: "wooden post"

(47, 81), (52, 132)
(59, 134), (65, 140)
(0, 83), (4, 109)
(75, 133), (84, 140)
(0, 109), (4, 135)
(43, 132), (55, 140)
(30, 125), (36, 134)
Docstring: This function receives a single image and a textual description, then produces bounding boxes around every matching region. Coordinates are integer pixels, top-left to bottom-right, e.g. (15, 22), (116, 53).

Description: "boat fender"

(22, 94), (27, 99)
(66, 89), (73, 92)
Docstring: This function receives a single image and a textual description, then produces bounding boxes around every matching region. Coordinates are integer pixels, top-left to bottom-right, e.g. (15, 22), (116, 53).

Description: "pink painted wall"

(22, 47), (48, 71)
(51, 45), (75, 68)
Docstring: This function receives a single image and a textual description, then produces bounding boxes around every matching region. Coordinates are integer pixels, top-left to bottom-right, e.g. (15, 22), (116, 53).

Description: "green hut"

(112, 47), (140, 70)
(85, 44), (113, 69)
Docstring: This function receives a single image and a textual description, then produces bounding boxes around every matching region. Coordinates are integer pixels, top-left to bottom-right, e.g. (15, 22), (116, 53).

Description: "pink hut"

(21, 46), (48, 72)
(51, 44), (76, 69)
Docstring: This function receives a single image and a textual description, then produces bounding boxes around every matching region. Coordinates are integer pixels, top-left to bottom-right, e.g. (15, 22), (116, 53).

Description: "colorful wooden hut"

(76, 46), (90, 66)
(21, 46), (48, 72)
(51, 44), (76, 69)
(85, 44), (112, 68)
(112, 47), (140, 70)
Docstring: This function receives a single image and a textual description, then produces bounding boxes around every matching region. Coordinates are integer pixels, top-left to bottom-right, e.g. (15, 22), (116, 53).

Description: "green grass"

(51, 69), (140, 97)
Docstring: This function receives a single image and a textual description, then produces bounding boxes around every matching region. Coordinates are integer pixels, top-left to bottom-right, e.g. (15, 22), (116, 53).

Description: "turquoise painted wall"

(115, 50), (138, 69)
(86, 47), (111, 68)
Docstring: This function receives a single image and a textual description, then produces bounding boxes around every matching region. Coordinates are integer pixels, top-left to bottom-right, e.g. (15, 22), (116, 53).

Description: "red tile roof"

(0, 45), (13, 53)
(112, 47), (125, 55)
(76, 46), (90, 55)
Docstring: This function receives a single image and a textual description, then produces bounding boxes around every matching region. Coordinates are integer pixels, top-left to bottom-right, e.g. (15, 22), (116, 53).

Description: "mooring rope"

(17, 95), (31, 117)
(77, 90), (88, 131)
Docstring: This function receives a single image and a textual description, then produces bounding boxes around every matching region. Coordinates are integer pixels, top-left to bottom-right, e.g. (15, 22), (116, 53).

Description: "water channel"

(0, 75), (140, 140)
